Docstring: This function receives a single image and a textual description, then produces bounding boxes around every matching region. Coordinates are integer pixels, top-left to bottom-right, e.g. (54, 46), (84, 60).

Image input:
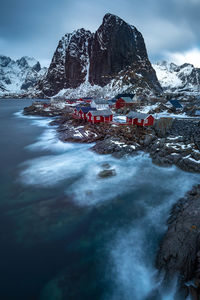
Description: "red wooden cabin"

(43, 103), (50, 108)
(74, 107), (97, 120)
(126, 112), (154, 127)
(87, 110), (113, 124)
(116, 97), (134, 109)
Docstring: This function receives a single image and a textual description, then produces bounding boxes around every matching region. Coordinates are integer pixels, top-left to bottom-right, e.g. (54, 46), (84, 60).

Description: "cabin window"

(138, 119), (141, 122)
(144, 119), (148, 124)
(96, 116), (100, 120)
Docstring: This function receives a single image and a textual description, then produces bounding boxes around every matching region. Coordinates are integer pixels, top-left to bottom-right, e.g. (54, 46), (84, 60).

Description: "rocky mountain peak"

(39, 13), (162, 97)
(0, 55), (12, 67)
(102, 13), (125, 26)
(0, 56), (46, 97)
(17, 57), (29, 68)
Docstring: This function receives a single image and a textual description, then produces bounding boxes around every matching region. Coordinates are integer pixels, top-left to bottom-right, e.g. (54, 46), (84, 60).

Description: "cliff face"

(39, 13), (162, 97)
(41, 29), (93, 96)
(89, 14), (152, 86)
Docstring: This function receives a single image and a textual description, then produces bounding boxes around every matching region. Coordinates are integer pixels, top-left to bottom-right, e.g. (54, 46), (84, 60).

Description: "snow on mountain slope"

(53, 71), (157, 100)
(0, 55), (47, 97)
(153, 61), (200, 94)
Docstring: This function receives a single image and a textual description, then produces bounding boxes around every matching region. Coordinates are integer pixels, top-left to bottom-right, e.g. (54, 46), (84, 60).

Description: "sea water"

(0, 99), (199, 299)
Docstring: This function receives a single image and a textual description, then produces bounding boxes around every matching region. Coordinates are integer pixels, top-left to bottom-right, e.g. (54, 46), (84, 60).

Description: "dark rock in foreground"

(157, 185), (200, 299)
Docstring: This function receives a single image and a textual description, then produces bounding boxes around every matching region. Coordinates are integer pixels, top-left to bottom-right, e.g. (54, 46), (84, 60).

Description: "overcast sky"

(1, 0), (200, 67)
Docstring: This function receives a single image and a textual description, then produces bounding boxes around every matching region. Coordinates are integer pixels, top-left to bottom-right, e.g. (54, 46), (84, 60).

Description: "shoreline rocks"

(23, 105), (200, 173)
(157, 185), (200, 299)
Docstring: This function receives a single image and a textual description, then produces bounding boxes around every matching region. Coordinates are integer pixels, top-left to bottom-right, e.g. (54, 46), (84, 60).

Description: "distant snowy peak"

(0, 55), (47, 96)
(40, 13), (161, 97)
(16, 56), (39, 68)
(153, 61), (200, 94)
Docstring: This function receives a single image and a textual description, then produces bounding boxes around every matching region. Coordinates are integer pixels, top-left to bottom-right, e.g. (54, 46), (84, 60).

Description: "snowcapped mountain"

(153, 61), (200, 94)
(38, 13), (162, 98)
(0, 56), (47, 97)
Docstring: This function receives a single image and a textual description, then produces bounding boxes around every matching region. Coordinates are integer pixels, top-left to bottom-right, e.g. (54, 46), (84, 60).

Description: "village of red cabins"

(41, 94), (155, 127)
(72, 95), (155, 126)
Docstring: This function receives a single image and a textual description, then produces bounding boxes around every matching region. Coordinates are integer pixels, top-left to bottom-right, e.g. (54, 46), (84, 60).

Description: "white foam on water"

(105, 168), (200, 300)
(20, 147), (154, 206)
(26, 128), (86, 153)
(20, 146), (94, 187)
(14, 110), (53, 127)
(14, 110), (43, 120)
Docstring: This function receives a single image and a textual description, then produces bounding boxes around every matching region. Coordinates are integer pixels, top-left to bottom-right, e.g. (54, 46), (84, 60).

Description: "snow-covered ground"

(113, 115), (127, 123)
(137, 104), (159, 114)
(155, 111), (199, 119)
(137, 104), (200, 119)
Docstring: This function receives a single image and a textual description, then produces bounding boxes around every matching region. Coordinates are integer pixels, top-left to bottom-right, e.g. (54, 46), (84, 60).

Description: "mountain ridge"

(0, 55), (47, 97)
(153, 61), (200, 95)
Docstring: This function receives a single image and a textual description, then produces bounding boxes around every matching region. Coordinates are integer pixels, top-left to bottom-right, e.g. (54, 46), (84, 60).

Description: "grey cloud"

(0, 0), (199, 64)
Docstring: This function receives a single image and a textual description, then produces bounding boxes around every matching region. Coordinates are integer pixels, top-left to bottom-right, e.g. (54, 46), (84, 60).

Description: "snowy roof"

(108, 99), (117, 104)
(168, 100), (182, 108)
(92, 99), (108, 105)
(127, 111), (152, 119)
(120, 97), (134, 103)
(88, 109), (113, 116)
(76, 106), (96, 113)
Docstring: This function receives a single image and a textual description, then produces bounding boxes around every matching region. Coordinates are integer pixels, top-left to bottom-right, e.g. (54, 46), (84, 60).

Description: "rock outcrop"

(40, 29), (93, 96)
(39, 13), (162, 97)
(157, 185), (200, 298)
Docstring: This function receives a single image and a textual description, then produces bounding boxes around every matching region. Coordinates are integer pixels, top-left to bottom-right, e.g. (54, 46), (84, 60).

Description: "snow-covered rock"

(153, 61), (200, 95)
(0, 55), (47, 97)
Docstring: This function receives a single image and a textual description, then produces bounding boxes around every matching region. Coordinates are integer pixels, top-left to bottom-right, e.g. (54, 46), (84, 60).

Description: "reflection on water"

(0, 100), (199, 300)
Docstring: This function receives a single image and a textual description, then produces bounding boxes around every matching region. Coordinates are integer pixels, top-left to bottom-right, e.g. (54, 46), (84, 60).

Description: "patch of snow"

(155, 111), (192, 119)
(184, 155), (200, 164)
(113, 115), (127, 123)
(167, 136), (183, 140)
(53, 80), (133, 100)
(138, 104), (158, 114)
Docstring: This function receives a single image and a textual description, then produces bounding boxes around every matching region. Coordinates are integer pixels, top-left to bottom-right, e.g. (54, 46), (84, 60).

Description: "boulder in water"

(98, 169), (116, 178)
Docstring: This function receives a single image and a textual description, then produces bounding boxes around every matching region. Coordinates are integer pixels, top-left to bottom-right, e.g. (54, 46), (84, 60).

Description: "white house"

(91, 99), (109, 110)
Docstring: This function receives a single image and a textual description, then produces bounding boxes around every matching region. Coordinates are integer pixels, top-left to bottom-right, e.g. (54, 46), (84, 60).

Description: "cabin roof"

(127, 111), (152, 119)
(76, 106), (96, 113)
(119, 97), (134, 103)
(108, 98), (117, 103)
(168, 100), (182, 108)
(88, 109), (113, 116)
(92, 99), (108, 105)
